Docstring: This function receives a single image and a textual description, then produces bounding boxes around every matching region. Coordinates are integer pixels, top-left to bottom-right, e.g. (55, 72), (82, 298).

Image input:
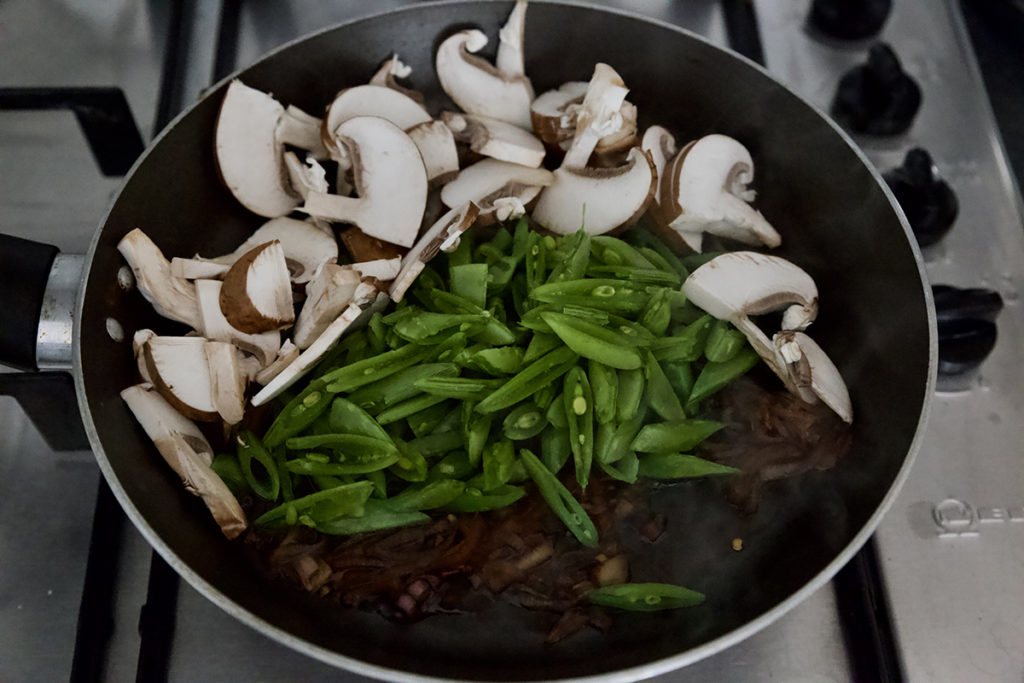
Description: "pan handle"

(0, 234), (61, 371)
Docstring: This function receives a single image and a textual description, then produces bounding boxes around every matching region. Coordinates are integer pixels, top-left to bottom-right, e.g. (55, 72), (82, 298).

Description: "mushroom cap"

(443, 111), (545, 168)
(561, 63), (630, 169)
(302, 116), (428, 249)
(775, 331), (853, 423)
(219, 240), (296, 334)
(661, 134), (781, 250)
(215, 80), (299, 218)
(440, 158), (554, 208)
(406, 120), (460, 185)
(496, 0), (528, 78)
(435, 29), (534, 129)
(207, 215), (338, 286)
(368, 54), (425, 105)
(531, 147), (656, 235)
(142, 336), (219, 422)
(531, 81), (588, 145)
(196, 278), (281, 366)
(641, 125), (678, 208)
(204, 340), (247, 425)
(682, 251), (818, 324)
(321, 85), (432, 157)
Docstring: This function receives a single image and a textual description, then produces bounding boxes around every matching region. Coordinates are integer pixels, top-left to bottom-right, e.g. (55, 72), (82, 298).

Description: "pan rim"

(74, 1), (938, 680)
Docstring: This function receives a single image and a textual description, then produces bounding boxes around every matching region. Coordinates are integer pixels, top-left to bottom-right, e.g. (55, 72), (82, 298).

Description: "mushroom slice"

(441, 158), (554, 208)
(121, 384), (247, 539)
(277, 104), (328, 158)
(254, 339), (299, 386)
(593, 102), (638, 157)
(442, 111), (545, 168)
(196, 279), (280, 366)
(391, 202), (480, 302)
(219, 240), (295, 334)
(204, 340), (246, 425)
(532, 147), (656, 236)
(341, 257), (402, 282)
(339, 227), (406, 262)
(682, 251), (819, 391)
(133, 329), (156, 383)
(142, 336), (219, 422)
(369, 54), (425, 105)
(117, 229), (199, 328)
(641, 125), (678, 213)
(406, 120), (460, 185)
(207, 216), (338, 286)
(774, 331), (853, 423)
(170, 258), (230, 280)
(321, 85), (431, 158)
(435, 29), (534, 129)
(661, 134), (781, 252)
(251, 286), (387, 407)
(531, 81), (588, 146)
(561, 64), (630, 169)
(284, 152), (330, 201)
(302, 117), (428, 249)
(215, 80), (298, 218)
(293, 264), (363, 349)
(496, 0), (528, 78)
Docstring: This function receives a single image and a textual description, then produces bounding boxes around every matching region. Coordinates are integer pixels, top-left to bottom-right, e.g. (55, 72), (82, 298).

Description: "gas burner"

(830, 42), (921, 135)
(883, 148), (959, 248)
(807, 0), (892, 41)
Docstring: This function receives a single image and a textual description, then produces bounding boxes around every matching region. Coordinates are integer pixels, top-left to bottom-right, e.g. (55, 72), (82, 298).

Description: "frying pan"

(0, 1), (935, 680)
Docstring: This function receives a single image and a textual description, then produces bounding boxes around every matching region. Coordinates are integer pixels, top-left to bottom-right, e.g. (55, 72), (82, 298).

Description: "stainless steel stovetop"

(1, 1), (1021, 681)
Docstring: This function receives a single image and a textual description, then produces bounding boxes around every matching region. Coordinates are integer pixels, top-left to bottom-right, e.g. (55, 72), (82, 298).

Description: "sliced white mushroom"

(219, 240), (295, 334)
(338, 227), (406, 263)
(215, 80), (298, 218)
(170, 257), (230, 281)
(593, 101), (637, 159)
(530, 81), (588, 146)
(682, 251), (820, 395)
(406, 120), (460, 185)
(133, 329), (156, 383)
(195, 279), (280, 366)
(340, 257), (402, 282)
(302, 117), (428, 248)
(204, 216), (337, 286)
(561, 64), (630, 170)
(435, 29), (533, 129)
(441, 158), (553, 207)
(117, 229), (199, 328)
(254, 339), (299, 386)
(531, 147), (655, 235)
(142, 336), (219, 422)
(442, 111), (545, 168)
(496, 0), (528, 78)
(641, 125), (678, 211)
(251, 288), (388, 407)
(369, 54), (425, 104)
(661, 134), (781, 252)
(321, 85), (431, 158)
(277, 104), (328, 158)
(237, 351), (265, 383)
(283, 152), (330, 201)
(774, 331), (853, 423)
(204, 340), (246, 425)
(293, 264), (362, 349)
(390, 202), (480, 302)
(121, 384), (247, 539)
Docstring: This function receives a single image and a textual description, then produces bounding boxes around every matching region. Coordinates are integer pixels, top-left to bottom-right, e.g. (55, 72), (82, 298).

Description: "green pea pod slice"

(687, 347), (760, 407)
(388, 479), (467, 512)
(328, 397), (391, 442)
(463, 401), (493, 466)
(640, 288), (673, 336)
(322, 342), (433, 393)
(236, 430), (280, 501)
(545, 230), (590, 284)
(390, 438), (429, 482)
(429, 290), (516, 346)
(589, 360), (619, 424)
(596, 414), (644, 465)
(211, 453), (248, 497)
(348, 363), (458, 412)
(525, 230), (548, 291)
(414, 376), (505, 400)
(599, 450), (639, 484)
(428, 449), (475, 481)
(588, 582), (705, 611)
(638, 453), (739, 479)
(262, 380), (332, 449)
(541, 312), (643, 371)
(563, 365), (594, 489)
(631, 420), (725, 453)
(502, 403), (548, 440)
(616, 368), (645, 423)
(405, 399), (454, 437)
(375, 393), (448, 426)
(445, 484), (526, 512)
(540, 426), (572, 474)
(585, 265), (680, 287)
(644, 354), (686, 421)
(482, 438), (516, 491)
(450, 263), (489, 307)
(316, 499), (430, 535)
(467, 346), (524, 375)
(406, 430), (464, 457)
(662, 361), (694, 404)
(475, 346), (579, 414)
(254, 481), (374, 529)
(650, 314), (713, 362)
(519, 449), (598, 547)
(523, 332), (562, 363)
(546, 392), (568, 429)
(704, 319), (747, 363)
(285, 433), (398, 458)
(591, 235), (656, 269)
(285, 452), (400, 476)
(392, 312), (488, 343)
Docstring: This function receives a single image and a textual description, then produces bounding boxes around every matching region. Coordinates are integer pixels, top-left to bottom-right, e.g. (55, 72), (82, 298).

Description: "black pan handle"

(0, 234), (60, 371)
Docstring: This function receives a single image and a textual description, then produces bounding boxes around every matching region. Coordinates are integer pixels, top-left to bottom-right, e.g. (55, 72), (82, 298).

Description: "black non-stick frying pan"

(0, 2), (934, 680)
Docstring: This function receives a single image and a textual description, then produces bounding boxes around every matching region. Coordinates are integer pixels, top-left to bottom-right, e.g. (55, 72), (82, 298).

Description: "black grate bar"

(213, 0), (243, 82)
(721, 0), (766, 66)
(153, 0), (197, 133)
(0, 87), (144, 176)
(136, 553), (181, 683)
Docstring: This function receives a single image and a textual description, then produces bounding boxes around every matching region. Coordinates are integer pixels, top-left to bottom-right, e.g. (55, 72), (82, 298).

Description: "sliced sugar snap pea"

(541, 312), (643, 371)
(502, 402), (548, 440)
(589, 360), (619, 425)
(387, 479), (467, 512)
(475, 346), (579, 414)
(519, 449), (598, 548)
(644, 354), (686, 421)
(704, 319), (747, 363)
(316, 499), (430, 535)
(630, 420), (725, 453)
(445, 484), (525, 512)
(637, 453), (739, 479)
(616, 368), (645, 423)
(563, 366), (594, 489)
(687, 347), (760, 407)
(588, 582), (705, 611)
(450, 263), (489, 307)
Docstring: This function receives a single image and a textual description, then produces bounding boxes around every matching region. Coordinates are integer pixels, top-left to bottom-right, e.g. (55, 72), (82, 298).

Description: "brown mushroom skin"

(339, 226), (407, 262)
(142, 341), (220, 423)
(219, 241), (295, 334)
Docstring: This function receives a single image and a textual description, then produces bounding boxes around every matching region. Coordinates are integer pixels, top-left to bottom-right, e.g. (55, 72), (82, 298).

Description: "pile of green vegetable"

(212, 219), (759, 553)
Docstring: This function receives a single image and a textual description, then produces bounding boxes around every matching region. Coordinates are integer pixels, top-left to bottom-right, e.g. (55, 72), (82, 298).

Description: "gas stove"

(1, 1), (1022, 681)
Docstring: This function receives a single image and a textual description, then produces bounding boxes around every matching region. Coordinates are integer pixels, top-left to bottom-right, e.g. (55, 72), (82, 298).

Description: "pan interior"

(78, 3), (930, 680)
